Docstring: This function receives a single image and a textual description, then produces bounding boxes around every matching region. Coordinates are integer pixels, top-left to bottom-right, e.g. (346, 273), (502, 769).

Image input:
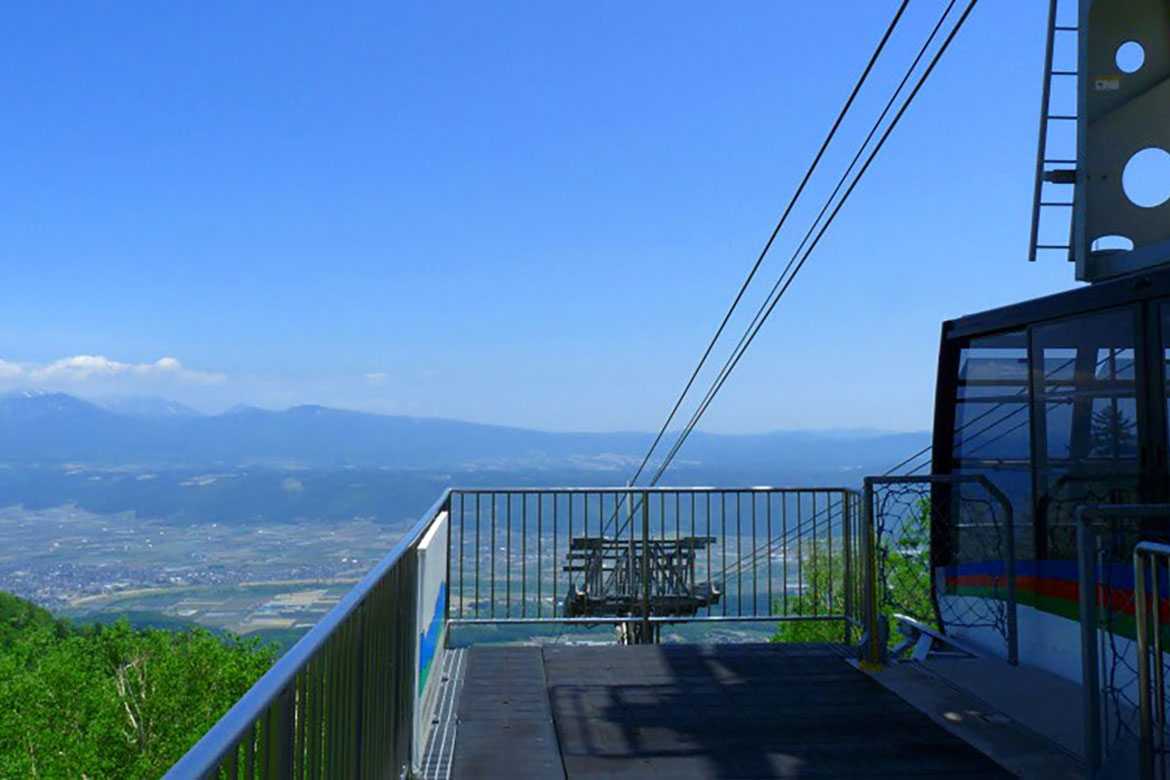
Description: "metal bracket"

(891, 614), (987, 663)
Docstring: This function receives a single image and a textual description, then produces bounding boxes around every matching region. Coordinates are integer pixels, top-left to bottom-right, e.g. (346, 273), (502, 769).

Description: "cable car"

(931, 0), (1170, 698)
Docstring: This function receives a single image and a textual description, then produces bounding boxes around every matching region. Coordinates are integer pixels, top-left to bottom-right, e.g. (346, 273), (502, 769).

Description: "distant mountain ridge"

(0, 391), (930, 473)
(95, 396), (204, 419)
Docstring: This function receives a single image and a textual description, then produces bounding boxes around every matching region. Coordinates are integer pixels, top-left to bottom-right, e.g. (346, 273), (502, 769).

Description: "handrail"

(165, 489), (453, 779)
(447, 485), (859, 494)
(446, 487), (863, 637)
(1075, 504), (1170, 777)
(1135, 539), (1170, 780)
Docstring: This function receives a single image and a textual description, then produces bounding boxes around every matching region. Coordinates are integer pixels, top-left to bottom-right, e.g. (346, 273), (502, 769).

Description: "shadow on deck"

(442, 643), (1012, 779)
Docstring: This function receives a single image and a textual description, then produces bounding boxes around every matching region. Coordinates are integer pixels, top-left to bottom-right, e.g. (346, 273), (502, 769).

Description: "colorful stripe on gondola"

(942, 560), (1170, 633)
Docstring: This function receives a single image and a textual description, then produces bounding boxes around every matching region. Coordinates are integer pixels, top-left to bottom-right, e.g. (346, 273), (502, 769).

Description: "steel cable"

(611, 0), (980, 550)
(641, 0), (976, 498)
(624, 0), (913, 491)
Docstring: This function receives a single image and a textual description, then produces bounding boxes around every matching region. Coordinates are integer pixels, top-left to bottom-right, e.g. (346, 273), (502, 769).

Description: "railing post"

(628, 488), (636, 630)
(1004, 499), (1018, 667)
(973, 475), (1018, 667)
(1154, 553), (1167, 779)
(1075, 507), (1102, 776)
(1135, 546), (1155, 780)
(861, 478), (881, 669)
(445, 493), (452, 627)
(842, 489), (853, 647)
(353, 605), (366, 778)
(405, 539), (420, 772)
(641, 491), (652, 644)
(264, 685), (295, 779)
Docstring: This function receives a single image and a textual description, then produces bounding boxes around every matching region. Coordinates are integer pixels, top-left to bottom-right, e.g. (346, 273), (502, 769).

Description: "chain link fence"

(1076, 505), (1170, 776)
(863, 475), (1017, 663)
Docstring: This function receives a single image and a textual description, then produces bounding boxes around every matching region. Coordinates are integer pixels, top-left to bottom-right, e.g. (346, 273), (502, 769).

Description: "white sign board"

(413, 509), (448, 767)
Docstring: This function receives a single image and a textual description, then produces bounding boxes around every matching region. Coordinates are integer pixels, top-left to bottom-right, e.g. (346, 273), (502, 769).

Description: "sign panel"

(414, 509), (448, 767)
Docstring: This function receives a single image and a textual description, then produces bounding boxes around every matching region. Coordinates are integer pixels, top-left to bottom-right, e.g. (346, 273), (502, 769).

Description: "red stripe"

(946, 574), (1170, 620)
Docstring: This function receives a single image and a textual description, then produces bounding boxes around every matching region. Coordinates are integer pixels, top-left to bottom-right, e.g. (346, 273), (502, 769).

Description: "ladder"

(1028, 0), (1079, 262)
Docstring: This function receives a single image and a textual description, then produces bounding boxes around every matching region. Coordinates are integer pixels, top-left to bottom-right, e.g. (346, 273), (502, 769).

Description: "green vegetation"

(770, 540), (849, 643)
(0, 590), (274, 778)
(877, 498), (935, 630)
(771, 499), (935, 645)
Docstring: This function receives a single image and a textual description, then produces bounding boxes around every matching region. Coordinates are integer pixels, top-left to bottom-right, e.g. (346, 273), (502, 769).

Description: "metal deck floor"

(447, 643), (1013, 778)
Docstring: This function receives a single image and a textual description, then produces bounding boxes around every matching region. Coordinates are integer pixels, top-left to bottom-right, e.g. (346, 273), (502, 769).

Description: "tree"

(771, 497), (936, 646)
(771, 539), (849, 643)
(880, 497), (935, 629)
(1090, 403), (1137, 458)
(0, 592), (275, 778)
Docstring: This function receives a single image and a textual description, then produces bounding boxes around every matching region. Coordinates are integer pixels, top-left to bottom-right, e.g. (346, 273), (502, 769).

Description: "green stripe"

(949, 584), (1159, 641)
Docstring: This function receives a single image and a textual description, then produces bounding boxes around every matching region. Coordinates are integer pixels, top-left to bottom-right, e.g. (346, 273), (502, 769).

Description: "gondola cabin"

(933, 271), (1170, 679)
(929, 0), (1170, 690)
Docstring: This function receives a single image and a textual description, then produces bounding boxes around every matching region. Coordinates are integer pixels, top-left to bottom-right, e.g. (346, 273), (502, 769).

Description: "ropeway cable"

(607, 0), (977, 546)
(612, 0), (981, 546)
(623, 0), (913, 492)
(641, 0), (976, 496)
(591, 1), (915, 544)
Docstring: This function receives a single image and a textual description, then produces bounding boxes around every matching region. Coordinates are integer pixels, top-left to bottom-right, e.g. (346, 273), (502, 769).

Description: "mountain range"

(0, 390), (930, 476)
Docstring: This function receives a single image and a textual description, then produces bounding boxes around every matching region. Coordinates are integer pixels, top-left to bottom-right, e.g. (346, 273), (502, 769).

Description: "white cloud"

(364, 372), (389, 385)
(1, 354), (225, 385)
(0, 359), (23, 379)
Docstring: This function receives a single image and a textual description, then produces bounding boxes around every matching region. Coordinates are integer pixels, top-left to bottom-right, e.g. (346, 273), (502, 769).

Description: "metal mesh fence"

(1096, 524), (1144, 753)
(1135, 543), (1170, 779)
(1077, 507), (1170, 774)
(865, 476), (1016, 661)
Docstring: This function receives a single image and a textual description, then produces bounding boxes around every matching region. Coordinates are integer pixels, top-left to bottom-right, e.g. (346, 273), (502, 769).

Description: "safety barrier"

(861, 475), (1017, 666)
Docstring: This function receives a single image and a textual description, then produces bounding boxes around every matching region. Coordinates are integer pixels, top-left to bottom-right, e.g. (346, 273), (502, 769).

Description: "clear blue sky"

(0, 1), (1074, 432)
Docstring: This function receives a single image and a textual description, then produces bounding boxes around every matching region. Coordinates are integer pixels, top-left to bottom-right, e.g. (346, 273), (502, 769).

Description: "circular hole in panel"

(1091, 235), (1134, 253)
(1122, 148), (1170, 208)
(1116, 40), (1145, 73)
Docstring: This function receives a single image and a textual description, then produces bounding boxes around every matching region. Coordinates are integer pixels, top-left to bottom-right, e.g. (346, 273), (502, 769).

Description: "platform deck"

(448, 643), (1012, 778)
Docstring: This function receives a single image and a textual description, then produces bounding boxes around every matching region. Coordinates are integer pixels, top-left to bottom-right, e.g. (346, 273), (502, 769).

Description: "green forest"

(0, 590), (274, 778)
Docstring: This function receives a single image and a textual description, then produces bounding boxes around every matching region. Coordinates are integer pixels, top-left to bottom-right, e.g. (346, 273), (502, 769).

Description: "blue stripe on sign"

(419, 580), (446, 695)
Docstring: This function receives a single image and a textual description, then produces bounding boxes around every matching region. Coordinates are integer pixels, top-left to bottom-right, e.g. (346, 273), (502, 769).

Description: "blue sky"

(0, 1), (1074, 432)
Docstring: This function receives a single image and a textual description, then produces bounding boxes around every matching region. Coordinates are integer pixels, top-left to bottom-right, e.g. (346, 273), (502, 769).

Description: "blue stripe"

(418, 580), (446, 694)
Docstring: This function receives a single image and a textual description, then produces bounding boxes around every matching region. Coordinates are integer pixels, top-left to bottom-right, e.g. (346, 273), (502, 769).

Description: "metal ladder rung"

(1029, 0), (1078, 263)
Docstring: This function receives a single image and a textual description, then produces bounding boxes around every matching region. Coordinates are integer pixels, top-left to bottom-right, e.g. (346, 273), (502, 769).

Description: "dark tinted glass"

(1031, 307), (1140, 558)
(952, 330), (1033, 558)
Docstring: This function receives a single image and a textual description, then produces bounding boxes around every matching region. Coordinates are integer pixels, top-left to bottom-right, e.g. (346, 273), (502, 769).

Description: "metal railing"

(164, 484), (1170, 777)
(1076, 502), (1170, 776)
(167, 485), (865, 777)
(1136, 540), (1170, 779)
(861, 475), (1017, 666)
(445, 487), (863, 640)
(165, 490), (453, 780)
(1076, 504), (1170, 777)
